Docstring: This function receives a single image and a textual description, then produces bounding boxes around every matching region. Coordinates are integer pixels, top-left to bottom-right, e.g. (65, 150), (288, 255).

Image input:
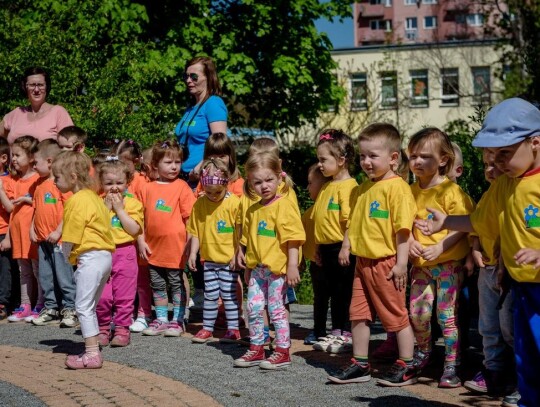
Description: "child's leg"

(310, 262), (330, 337)
(51, 244), (76, 311)
(37, 242), (58, 311)
(111, 244), (138, 329)
(170, 268), (186, 323)
(135, 263), (152, 319)
(30, 259), (43, 307)
(149, 266), (169, 322)
(396, 326), (415, 359)
(247, 266), (267, 345)
(95, 273), (113, 328)
(409, 266), (436, 354)
(0, 239), (11, 315)
(267, 272), (289, 349)
(18, 259), (35, 306)
(352, 320), (371, 356)
(219, 268), (239, 330)
(202, 267), (220, 331)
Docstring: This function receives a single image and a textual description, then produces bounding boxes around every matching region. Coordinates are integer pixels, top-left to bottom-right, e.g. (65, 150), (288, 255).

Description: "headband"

(201, 166), (228, 186)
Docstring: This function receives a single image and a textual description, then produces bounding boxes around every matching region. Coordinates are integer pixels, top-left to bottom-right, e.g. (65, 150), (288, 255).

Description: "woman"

(175, 56), (227, 188)
(0, 67), (73, 145)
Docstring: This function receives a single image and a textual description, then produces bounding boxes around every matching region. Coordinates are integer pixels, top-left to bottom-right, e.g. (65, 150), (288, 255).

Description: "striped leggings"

(203, 262), (239, 331)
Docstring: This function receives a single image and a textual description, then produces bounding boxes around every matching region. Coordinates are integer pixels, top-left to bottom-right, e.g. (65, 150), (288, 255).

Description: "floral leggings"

(409, 260), (463, 365)
(247, 265), (290, 349)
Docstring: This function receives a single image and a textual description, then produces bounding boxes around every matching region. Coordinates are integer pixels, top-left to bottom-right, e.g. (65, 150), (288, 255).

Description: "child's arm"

(137, 233), (152, 261)
(0, 179), (13, 213)
(47, 220), (63, 244)
(408, 233), (424, 259)
(30, 217), (38, 243)
(421, 231), (467, 262)
(338, 229), (351, 266)
(110, 193), (140, 236)
(236, 225), (246, 270)
(388, 229), (409, 291)
(187, 235), (199, 272)
(62, 242), (74, 263)
(464, 249), (475, 277)
(470, 236), (485, 268)
(414, 209), (474, 235)
(514, 247), (540, 269)
(0, 228), (10, 251)
(286, 240), (302, 288)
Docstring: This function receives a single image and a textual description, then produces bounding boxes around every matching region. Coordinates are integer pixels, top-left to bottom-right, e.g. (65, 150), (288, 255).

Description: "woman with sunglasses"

(0, 67), (73, 145)
(175, 56), (227, 189)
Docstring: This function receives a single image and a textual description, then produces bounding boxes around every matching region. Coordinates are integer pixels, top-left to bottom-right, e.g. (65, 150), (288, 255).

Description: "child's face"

(204, 184), (227, 202)
(207, 154), (230, 170)
(317, 143), (344, 178)
(408, 140), (447, 180)
(101, 170), (127, 194)
(248, 168), (280, 203)
(57, 136), (79, 151)
(156, 153), (181, 181)
(358, 138), (397, 181)
(33, 152), (51, 177)
(119, 151), (137, 173)
(488, 137), (540, 178)
(307, 170), (326, 201)
(482, 149), (502, 183)
(53, 170), (74, 193)
(11, 146), (32, 172)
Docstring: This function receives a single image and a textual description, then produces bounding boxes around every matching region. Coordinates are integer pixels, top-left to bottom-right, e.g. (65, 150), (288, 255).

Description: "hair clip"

(319, 133), (333, 141)
(281, 171), (287, 178)
(128, 139), (134, 145)
(161, 142), (169, 149)
(106, 155), (119, 161)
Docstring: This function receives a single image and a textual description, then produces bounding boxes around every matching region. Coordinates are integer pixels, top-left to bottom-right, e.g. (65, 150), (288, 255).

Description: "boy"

(30, 139), (77, 327)
(416, 98), (539, 406)
(328, 123), (418, 386)
(57, 126), (87, 151)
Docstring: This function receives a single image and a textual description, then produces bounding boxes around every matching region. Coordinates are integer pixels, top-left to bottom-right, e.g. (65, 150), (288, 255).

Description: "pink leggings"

(135, 263), (152, 319)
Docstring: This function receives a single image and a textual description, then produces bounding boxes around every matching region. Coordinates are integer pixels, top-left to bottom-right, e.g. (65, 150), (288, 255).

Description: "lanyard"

(179, 98), (207, 146)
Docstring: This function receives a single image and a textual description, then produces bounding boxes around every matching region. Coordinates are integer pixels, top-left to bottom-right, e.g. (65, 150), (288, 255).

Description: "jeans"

(38, 242), (75, 310)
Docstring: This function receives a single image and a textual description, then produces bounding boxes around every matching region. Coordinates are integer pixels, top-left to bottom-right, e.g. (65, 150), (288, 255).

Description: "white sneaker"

(327, 335), (353, 354)
(312, 334), (339, 352)
(129, 317), (150, 333)
(24, 306), (44, 323)
(59, 308), (78, 328)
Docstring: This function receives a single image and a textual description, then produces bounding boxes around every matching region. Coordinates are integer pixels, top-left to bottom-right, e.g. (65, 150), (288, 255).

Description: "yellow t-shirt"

(312, 178), (358, 245)
(187, 192), (240, 264)
(470, 190), (499, 266)
(348, 176), (417, 259)
(62, 189), (115, 265)
(301, 205), (316, 262)
(471, 172), (540, 282)
(108, 196), (144, 245)
(411, 178), (475, 267)
(240, 196), (305, 275)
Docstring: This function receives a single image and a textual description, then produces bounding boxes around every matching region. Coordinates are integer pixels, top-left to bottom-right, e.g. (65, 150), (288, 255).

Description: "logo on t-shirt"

(217, 220), (234, 234)
(111, 215), (122, 229)
(327, 197), (340, 211)
(369, 200), (389, 219)
(155, 199), (172, 213)
(257, 220), (276, 237)
(44, 192), (57, 204)
(524, 204), (540, 228)
(123, 190), (134, 198)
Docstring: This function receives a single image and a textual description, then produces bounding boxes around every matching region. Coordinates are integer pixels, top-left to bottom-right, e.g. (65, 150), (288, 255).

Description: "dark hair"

(317, 129), (355, 166)
(12, 135), (39, 158)
(112, 139), (142, 162)
(34, 139), (61, 159)
(185, 56), (222, 104)
(20, 67), (51, 96)
(203, 132), (239, 181)
(58, 126), (88, 144)
(0, 138), (10, 168)
(408, 127), (455, 176)
(151, 139), (182, 169)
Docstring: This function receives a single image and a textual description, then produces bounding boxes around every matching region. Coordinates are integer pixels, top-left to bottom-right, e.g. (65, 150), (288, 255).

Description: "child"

(7, 136), (43, 322)
(407, 128), (475, 388)
(52, 151), (115, 369)
(328, 123), (417, 386)
(447, 141), (464, 182)
(96, 159), (143, 347)
(311, 129), (357, 354)
(234, 151), (305, 369)
(57, 126), (87, 151)
(30, 139), (77, 328)
(0, 138), (15, 319)
(302, 164), (331, 344)
(187, 158), (241, 343)
(113, 139), (147, 197)
(137, 140), (196, 337)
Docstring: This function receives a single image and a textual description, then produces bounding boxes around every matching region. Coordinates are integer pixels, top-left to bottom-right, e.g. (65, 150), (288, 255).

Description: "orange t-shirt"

(33, 178), (72, 242)
(11, 172), (42, 259)
(194, 177), (244, 198)
(128, 171), (150, 198)
(139, 179), (196, 268)
(0, 172), (15, 235)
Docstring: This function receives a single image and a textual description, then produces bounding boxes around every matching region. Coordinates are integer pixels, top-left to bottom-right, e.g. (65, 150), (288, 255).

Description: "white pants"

(74, 250), (112, 338)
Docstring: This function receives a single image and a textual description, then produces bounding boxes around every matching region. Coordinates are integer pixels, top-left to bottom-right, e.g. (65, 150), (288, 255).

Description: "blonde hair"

(33, 138), (61, 160)
(248, 137), (279, 157)
(243, 152), (293, 200)
(52, 151), (94, 190)
(408, 127), (455, 176)
(141, 147), (157, 180)
(96, 159), (134, 191)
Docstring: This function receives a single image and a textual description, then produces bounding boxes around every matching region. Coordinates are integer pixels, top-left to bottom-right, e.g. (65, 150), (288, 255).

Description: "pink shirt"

(3, 105), (73, 144)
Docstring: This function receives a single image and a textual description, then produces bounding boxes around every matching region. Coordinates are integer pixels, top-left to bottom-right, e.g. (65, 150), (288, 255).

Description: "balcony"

(359, 4), (385, 17)
(405, 29), (418, 41)
(360, 29), (392, 43)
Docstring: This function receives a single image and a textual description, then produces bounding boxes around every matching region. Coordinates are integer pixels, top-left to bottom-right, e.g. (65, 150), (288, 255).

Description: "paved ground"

(0, 305), (505, 407)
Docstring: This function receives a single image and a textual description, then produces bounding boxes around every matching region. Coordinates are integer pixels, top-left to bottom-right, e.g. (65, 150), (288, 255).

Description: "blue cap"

(472, 98), (540, 148)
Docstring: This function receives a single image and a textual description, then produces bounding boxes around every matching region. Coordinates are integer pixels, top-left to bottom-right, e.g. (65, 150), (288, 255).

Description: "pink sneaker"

(192, 328), (213, 343)
(110, 327), (130, 347)
(220, 329), (241, 344)
(98, 326), (111, 347)
(7, 304), (31, 322)
(24, 305), (44, 323)
(65, 352), (103, 369)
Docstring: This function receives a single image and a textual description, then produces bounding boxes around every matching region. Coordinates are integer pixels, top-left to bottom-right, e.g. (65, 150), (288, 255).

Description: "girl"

(137, 140), (196, 337)
(311, 129), (357, 353)
(234, 152), (305, 370)
(52, 151), (115, 369)
(407, 128), (474, 388)
(187, 159), (241, 343)
(95, 159), (143, 347)
(113, 139), (147, 198)
(7, 136), (43, 323)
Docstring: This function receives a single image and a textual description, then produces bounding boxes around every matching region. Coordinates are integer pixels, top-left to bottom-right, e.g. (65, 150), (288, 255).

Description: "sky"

(315, 11), (354, 49)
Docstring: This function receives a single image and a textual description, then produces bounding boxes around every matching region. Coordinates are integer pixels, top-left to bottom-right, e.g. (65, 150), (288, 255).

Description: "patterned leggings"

(410, 260), (463, 365)
(247, 265), (290, 348)
(202, 262), (239, 331)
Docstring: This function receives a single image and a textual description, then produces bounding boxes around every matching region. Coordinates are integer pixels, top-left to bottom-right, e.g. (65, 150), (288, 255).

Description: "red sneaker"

(192, 328), (213, 344)
(259, 347), (291, 370)
(220, 329), (241, 344)
(110, 326), (130, 347)
(234, 344), (265, 367)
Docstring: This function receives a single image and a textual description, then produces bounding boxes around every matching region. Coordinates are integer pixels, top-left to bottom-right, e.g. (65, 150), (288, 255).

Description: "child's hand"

(244, 269), (251, 285)
(236, 249), (246, 270)
(187, 253), (197, 271)
(30, 226), (38, 243)
(514, 248), (540, 269)
(387, 262), (408, 291)
(409, 239), (424, 259)
(47, 230), (61, 244)
(0, 237), (10, 251)
(421, 243), (443, 262)
(414, 208), (446, 236)
(471, 248), (485, 268)
(138, 240), (152, 261)
(12, 195), (32, 206)
(464, 252), (475, 277)
(109, 191), (125, 212)
(338, 245), (350, 266)
(287, 265), (301, 288)
(229, 256), (236, 271)
(314, 248), (322, 267)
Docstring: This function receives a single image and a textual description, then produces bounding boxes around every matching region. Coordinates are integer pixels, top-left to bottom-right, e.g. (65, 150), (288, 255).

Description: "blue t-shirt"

(175, 95), (227, 172)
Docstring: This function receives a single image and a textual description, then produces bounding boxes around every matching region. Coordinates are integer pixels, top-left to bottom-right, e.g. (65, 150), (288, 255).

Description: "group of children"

(1, 96), (538, 406)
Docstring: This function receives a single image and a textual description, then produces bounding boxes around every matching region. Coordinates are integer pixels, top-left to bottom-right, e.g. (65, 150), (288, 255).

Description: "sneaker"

(377, 360), (418, 387)
(98, 326), (111, 347)
(259, 347), (291, 370)
(0, 305), (7, 320)
(24, 305), (44, 323)
(439, 364), (461, 388)
(65, 352), (103, 369)
(234, 344), (265, 367)
(327, 359), (371, 384)
(142, 319), (169, 336)
(304, 331), (318, 345)
(313, 330), (341, 352)
(110, 326), (130, 347)
(7, 304), (31, 322)
(32, 308), (59, 326)
(501, 390), (520, 407)
(327, 333), (353, 354)
(413, 349), (431, 372)
(129, 317), (150, 333)
(163, 321), (184, 337)
(464, 371), (488, 393)
(372, 334), (399, 360)
(59, 308), (78, 328)
(220, 329), (241, 344)
(192, 328), (213, 343)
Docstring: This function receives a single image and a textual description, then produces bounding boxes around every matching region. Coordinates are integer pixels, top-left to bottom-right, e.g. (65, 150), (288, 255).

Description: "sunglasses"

(183, 73), (199, 82)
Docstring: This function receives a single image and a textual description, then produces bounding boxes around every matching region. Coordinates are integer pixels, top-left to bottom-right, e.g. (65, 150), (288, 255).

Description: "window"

(381, 71), (398, 109)
(370, 0), (392, 4)
(351, 73), (368, 111)
(406, 17), (417, 29)
(472, 67), (491, 105)
(424, 16), (437, 29)
(422, 0), (437, 4)
(370, 19), (392, 31)
(441, 68), (459, 106)
(404, 0), (416, 4)
(466, 13), (484, 26)
(410, 70), (429, 107)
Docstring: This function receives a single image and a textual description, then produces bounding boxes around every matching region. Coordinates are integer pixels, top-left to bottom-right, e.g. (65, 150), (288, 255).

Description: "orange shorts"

(349, 256), (410, 332)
